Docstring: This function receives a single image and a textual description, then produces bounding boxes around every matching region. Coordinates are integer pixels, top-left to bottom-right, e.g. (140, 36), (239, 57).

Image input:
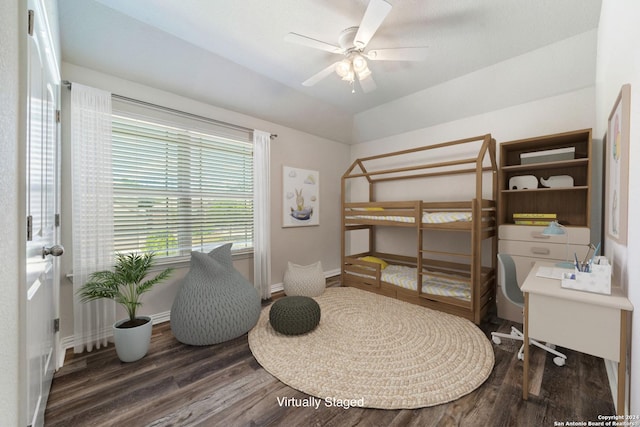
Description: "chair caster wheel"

(553, 356), (566, 367)
(492, 336), (501, 345)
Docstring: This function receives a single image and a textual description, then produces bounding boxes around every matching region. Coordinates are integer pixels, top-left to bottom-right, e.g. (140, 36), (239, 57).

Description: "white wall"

(353, 30), (598, 144)
(351, 87), (596, 192)
(352, 88), (595, 159)
(0, 1), (23, 425)
(58, 63), (349, 338)
(596, 0), (640, 414)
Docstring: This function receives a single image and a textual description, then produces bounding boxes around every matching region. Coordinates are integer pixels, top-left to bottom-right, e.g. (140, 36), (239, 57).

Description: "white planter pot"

(113, 316), (152, 362)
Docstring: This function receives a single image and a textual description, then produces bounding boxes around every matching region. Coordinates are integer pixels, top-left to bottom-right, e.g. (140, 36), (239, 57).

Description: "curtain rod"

(62, 80), (277, 139)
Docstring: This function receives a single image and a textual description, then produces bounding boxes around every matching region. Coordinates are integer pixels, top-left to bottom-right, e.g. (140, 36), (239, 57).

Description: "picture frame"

(282, 166), (319, 227)
(605, 84), (631, 245)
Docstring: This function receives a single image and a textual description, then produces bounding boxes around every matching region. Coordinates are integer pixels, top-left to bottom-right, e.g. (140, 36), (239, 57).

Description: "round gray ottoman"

(269, 296), (321, 335)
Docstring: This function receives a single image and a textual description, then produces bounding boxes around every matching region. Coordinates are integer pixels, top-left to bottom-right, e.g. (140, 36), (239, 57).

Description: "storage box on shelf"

(497, 129), (593, 322)
(520, 146), (575, 164)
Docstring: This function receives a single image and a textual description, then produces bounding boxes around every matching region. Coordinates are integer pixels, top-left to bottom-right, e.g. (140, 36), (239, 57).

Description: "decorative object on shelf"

(508, 175), (537, 190)
(520, 146), (575, 165)
(542, 221), (573, 269)
(606, 84), (631, 245)
(540, 175), (574, 188)
(77, 252), (174, 362)
(283, 261), (325, 297)
(283, 166), (319, 227)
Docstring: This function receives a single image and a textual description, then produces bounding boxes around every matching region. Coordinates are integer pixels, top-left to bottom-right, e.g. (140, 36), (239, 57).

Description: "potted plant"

(77, 252), (173, 362)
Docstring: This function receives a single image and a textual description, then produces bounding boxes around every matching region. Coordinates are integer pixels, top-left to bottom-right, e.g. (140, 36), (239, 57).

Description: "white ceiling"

(57, 0), (602, 143)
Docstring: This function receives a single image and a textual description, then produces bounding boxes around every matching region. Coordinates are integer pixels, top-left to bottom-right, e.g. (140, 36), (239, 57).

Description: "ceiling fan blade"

(358, 74), (377, 93)
(285, 32), (342, 54)
(302, 62), (340, 87)
(367, 47), (429, 61)
(354, 0), (392, 49)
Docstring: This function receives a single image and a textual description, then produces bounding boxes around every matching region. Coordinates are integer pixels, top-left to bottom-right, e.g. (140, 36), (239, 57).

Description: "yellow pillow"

(359, 256), (388, 270)
(364, 207), (384, 211)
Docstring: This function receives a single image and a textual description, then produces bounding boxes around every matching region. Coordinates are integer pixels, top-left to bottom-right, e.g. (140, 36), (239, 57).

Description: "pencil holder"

(561, 257), (611, 295)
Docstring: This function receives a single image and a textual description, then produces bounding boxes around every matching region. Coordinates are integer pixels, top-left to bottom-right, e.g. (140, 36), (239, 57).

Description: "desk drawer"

(499, 225), (590, 245)
(499, 240), (590, 261)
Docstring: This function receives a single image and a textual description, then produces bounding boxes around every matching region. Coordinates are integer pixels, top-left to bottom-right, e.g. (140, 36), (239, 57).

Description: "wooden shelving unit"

(497, 129), (593, 323)
(498, 129), (592, 227)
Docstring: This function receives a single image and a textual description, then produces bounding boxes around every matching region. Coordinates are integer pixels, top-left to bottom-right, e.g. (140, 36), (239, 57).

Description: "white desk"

(521, 261), (633, 415)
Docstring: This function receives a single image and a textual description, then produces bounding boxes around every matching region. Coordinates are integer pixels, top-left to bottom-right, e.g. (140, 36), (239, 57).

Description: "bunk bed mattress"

(346, 211), (472, 224)
(382, 265), (471, 301)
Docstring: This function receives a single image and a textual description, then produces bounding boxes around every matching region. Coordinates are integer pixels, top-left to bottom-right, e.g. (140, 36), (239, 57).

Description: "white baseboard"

(58, 312), (171, 368)
(271, 282), (284, 294)
(57, 335), (75, 369)
(324, 268), (341, 278)
(151, 311), (171, 325)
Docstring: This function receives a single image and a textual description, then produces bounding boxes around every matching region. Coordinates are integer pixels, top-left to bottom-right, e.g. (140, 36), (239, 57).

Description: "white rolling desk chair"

(491, 253), (567, 366)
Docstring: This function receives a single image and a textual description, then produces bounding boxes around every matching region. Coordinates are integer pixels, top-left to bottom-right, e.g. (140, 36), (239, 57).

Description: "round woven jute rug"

(248, 287), (494, 409)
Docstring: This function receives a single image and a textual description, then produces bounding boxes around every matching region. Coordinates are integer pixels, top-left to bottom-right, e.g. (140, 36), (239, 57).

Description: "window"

(111, 107), (253, 261)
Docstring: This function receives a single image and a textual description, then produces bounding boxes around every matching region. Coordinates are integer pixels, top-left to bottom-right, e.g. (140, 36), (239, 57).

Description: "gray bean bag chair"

(170, 243), (261, 345)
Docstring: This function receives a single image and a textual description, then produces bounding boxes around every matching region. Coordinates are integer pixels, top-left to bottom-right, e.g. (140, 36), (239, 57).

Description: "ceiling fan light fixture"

(335, 59), (352, 78)
(351, 54), (368, 73)
(341, 70), (355, 83)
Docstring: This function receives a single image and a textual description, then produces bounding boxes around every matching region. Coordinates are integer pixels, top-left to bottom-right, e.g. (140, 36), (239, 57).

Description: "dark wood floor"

(45, 293), (615, 426)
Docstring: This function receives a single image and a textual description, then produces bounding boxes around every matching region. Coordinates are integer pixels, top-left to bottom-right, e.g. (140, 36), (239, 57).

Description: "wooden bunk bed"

(341, 134), (498, 324)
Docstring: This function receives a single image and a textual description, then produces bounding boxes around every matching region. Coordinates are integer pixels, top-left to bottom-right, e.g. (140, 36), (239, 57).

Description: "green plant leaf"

(76, 251), (174, 322)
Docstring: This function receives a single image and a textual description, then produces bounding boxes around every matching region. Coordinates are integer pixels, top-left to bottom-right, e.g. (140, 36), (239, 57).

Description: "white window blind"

(111, 110), (253, 261)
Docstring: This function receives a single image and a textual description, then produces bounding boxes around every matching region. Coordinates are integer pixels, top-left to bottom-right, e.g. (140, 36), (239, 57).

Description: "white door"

(26, 2), (62, 426)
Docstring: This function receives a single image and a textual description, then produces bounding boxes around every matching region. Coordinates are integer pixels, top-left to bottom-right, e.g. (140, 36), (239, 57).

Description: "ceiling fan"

(285, 0), (428, 93)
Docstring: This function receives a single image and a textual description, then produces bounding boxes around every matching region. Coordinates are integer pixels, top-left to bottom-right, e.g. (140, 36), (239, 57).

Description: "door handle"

(42, 245), (64, 259)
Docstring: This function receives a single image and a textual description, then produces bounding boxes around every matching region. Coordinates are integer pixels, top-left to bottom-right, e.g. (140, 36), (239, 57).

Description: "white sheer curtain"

(71, 83), (116, 353)
(253, 130), (272, 299)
